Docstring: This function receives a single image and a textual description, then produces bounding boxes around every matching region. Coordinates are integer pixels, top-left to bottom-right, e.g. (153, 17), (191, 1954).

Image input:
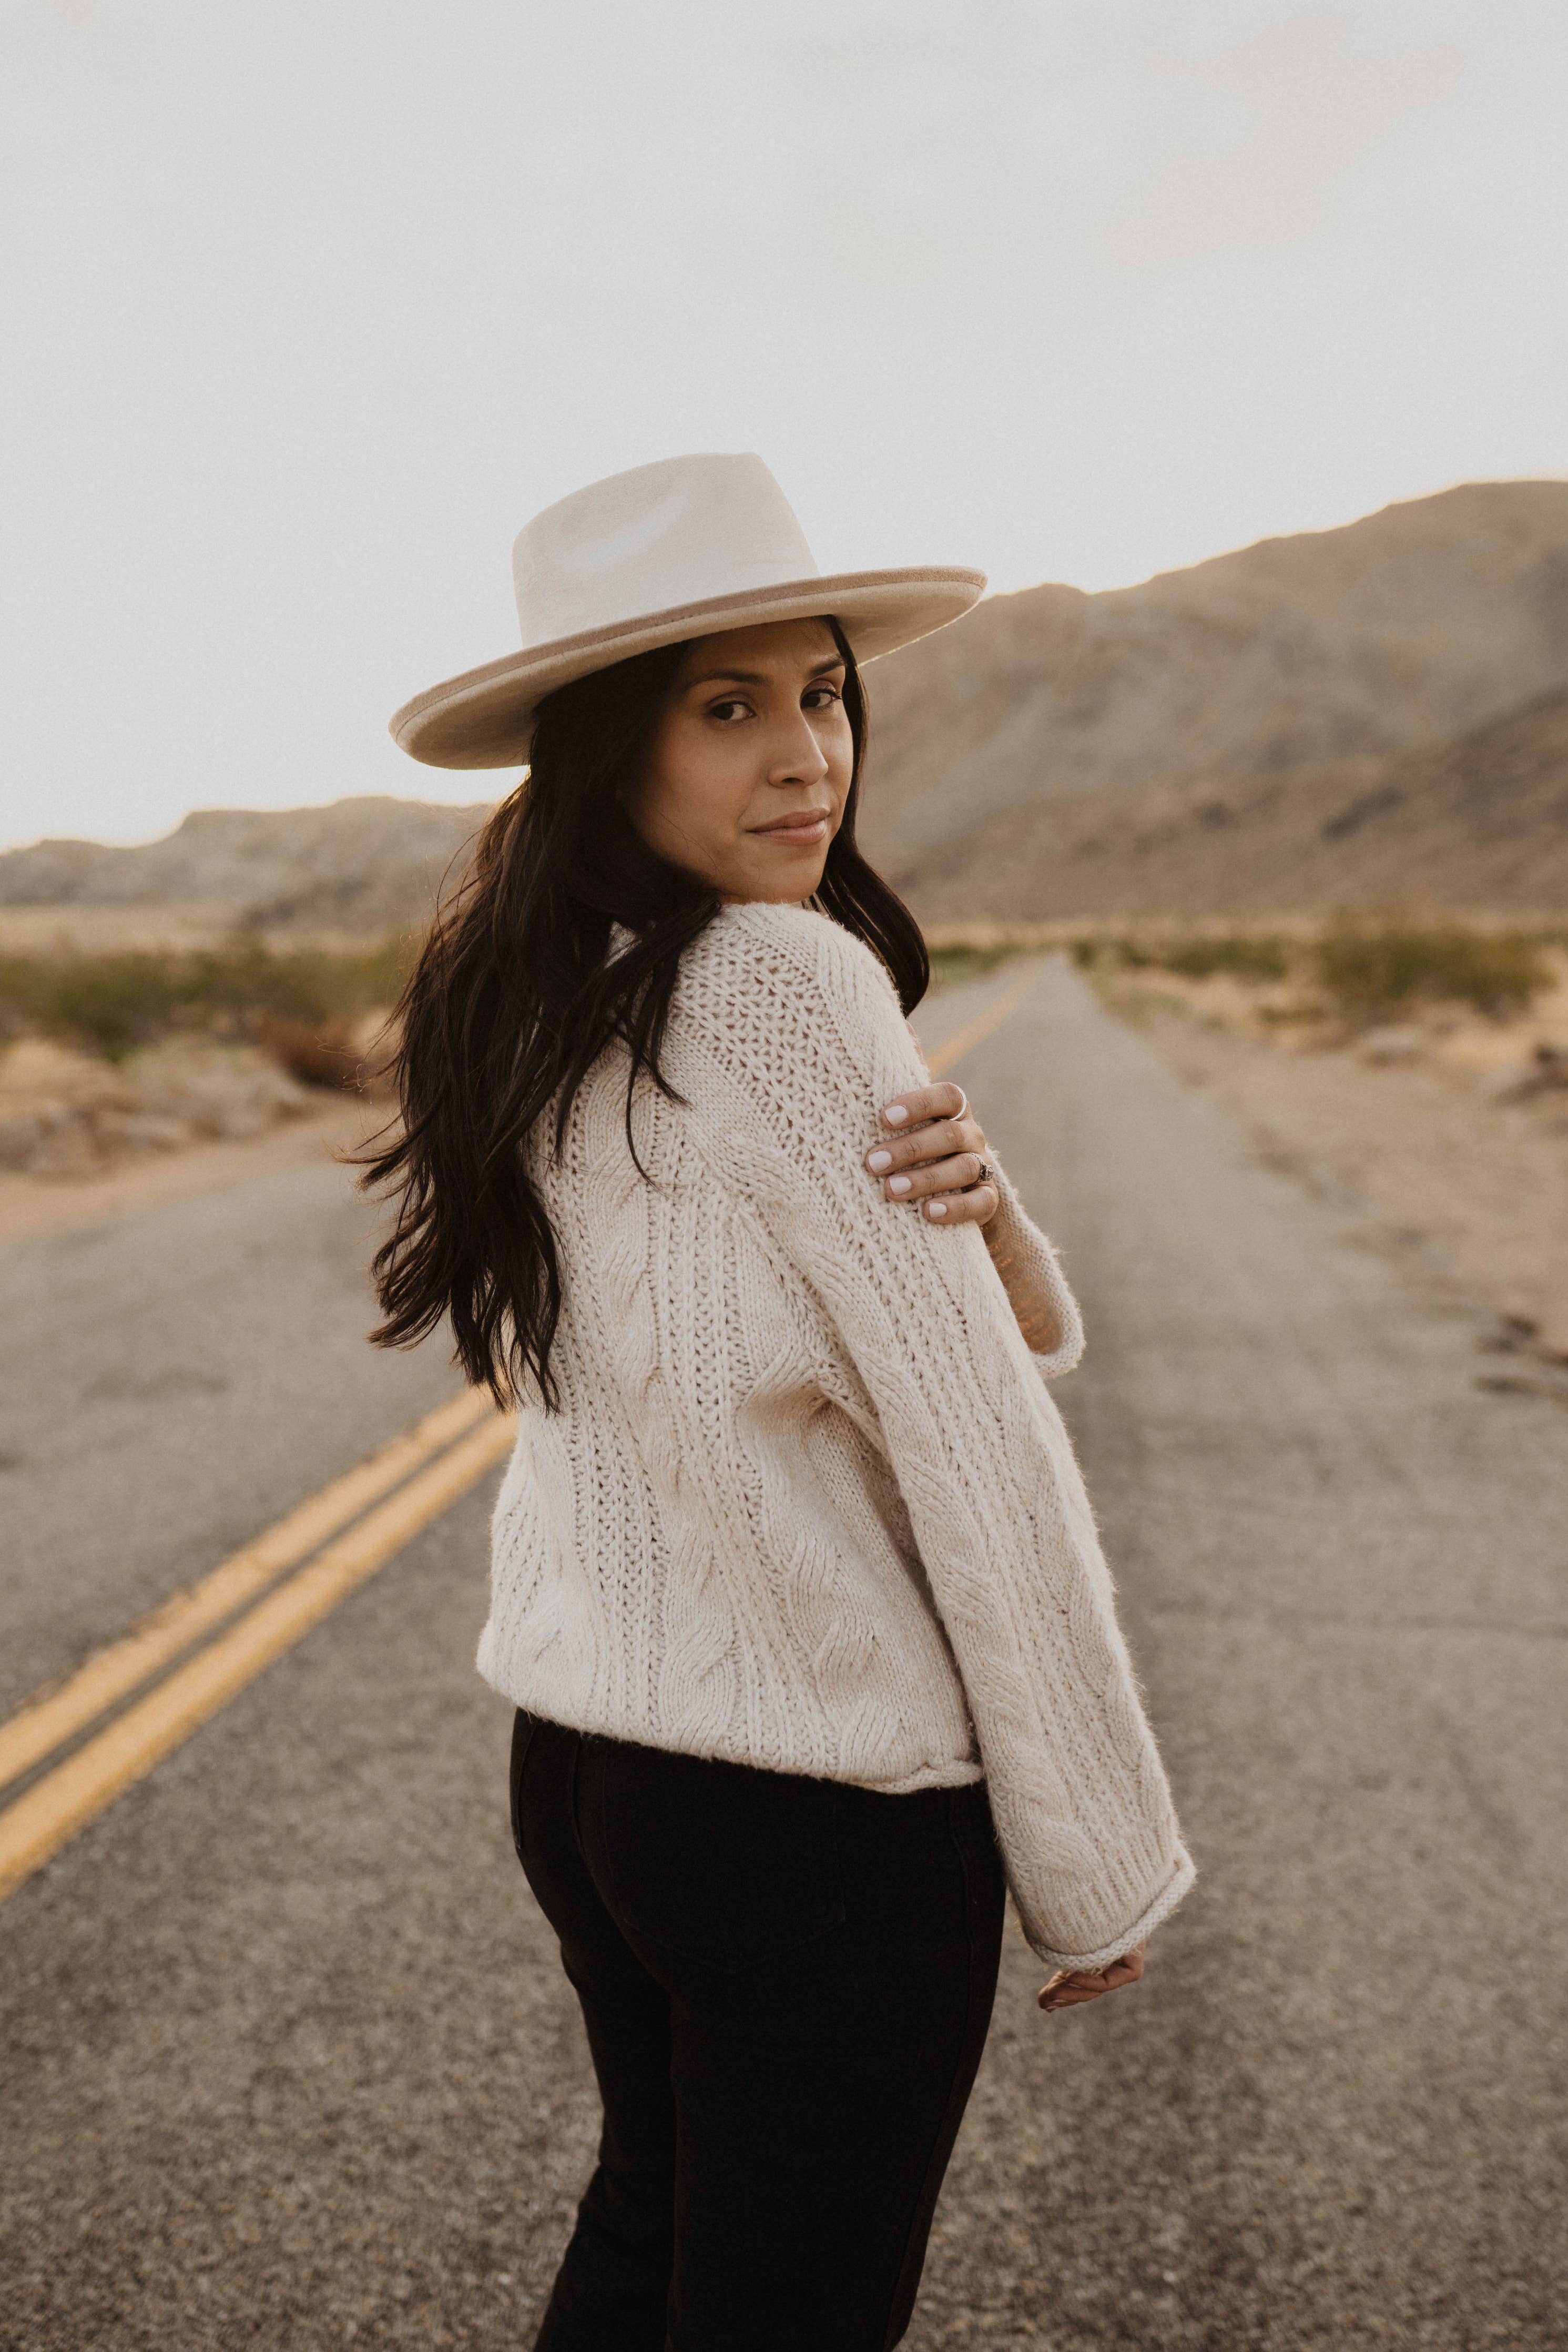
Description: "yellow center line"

(0, 1385), (495, 1798)
(0, 1411), (516, 1905)
(925, 962), (1042, 1077)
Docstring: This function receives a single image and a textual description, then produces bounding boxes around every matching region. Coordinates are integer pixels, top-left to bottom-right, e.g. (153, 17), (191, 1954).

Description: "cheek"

(632, 722), (750, 849)
(824, 715), (856, 802)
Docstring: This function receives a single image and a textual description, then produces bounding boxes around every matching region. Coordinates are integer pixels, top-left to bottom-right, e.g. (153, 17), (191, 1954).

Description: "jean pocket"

(594, 1741), (845, 1974)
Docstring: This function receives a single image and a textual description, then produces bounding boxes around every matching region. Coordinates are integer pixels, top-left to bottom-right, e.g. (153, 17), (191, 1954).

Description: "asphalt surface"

(1, 959), (1564, 2350)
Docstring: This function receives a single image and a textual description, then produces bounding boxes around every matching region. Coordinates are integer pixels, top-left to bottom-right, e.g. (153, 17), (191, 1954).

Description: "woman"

(368, 453), (1193, 2351)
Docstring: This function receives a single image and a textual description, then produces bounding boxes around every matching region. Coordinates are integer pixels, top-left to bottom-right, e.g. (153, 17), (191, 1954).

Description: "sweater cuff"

(1024, 1847), (1197, 1975)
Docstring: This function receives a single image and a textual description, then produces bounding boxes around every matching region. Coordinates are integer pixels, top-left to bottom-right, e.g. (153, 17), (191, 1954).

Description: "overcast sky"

(3, 0), (1565, 848)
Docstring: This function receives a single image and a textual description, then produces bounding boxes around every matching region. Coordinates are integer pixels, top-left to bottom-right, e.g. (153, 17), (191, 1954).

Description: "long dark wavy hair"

(361, 617), (928, 1408)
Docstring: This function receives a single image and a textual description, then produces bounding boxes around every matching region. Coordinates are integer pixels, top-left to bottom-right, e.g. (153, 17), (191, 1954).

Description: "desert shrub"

(0, 950), (197, 1055)
(252, 1015), (377, 1090)
(0, 935), (418, 1061)
(1312, 919), (1552, 1022)
(1073, 935), (1157, 970)
(926, 944), (1020, 990)
(0, 955), (69, 1040)
(1074, 932), (1290, 980)
(1107, 936), (1156, 969)
(1157, 934), (1290, 981)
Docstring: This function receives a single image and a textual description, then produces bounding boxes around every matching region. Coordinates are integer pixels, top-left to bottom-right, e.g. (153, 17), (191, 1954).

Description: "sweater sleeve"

(980, 1155), (1085, 1378)
(688, 906), (1194, 1970)
(903, 1015), (1084, 1377)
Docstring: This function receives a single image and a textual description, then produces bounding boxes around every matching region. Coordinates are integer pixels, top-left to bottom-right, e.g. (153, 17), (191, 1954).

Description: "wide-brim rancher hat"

(389, 452), (986, 769)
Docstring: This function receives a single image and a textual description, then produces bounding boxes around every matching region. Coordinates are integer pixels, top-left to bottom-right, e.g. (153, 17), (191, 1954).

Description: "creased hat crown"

(513, 454), (820, 651)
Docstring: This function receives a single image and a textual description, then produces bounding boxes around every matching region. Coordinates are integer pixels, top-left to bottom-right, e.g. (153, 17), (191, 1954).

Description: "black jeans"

(510, 1711), (1006, 2352)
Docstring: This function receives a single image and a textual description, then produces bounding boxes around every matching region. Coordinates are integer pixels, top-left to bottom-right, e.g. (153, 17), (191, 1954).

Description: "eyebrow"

(682, 653), (847, 690)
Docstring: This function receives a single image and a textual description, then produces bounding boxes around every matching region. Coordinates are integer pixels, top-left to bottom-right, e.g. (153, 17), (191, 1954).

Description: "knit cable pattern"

(479, 900), (1194, 1969)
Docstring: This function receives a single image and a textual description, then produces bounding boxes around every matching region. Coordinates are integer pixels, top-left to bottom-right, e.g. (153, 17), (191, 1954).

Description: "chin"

(769, 840), (833, 893)
(746, 861), (828, 904)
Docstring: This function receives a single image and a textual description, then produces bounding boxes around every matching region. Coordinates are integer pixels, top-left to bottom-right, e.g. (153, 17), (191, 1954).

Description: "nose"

(767, 705), (830, 787)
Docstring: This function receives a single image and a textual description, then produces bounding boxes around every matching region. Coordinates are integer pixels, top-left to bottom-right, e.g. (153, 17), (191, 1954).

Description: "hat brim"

(388, 567), (985, 770)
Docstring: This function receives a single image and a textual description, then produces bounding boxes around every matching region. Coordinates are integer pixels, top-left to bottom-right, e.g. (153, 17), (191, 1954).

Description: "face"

(622, 617), (853, 903)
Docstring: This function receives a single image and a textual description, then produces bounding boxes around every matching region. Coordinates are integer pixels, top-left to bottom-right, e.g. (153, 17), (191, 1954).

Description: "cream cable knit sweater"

(480, 901), (1194, 1970)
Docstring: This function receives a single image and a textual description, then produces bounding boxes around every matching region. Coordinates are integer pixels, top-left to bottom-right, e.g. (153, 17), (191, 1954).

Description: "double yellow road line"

(0, 1389), (514, 1905)
(924, 964), (1041, 1080)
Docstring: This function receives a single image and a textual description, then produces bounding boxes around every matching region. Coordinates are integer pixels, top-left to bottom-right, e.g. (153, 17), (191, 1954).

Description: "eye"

(803, 684), (842, 711)
(707, 697), (752, 724)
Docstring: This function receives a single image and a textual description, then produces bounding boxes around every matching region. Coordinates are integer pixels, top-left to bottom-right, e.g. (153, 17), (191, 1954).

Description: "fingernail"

(888, 1173), (911, 1195)
(884, 1104), (909, 1124)
(867, 1149), (893, 1172)
(927, 1199), (948, 1218)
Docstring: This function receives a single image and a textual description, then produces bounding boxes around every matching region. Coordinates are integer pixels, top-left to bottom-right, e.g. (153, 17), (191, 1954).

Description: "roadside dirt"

(1127, 994), (1568, 1365)
(0, 1091), (379, 1248)
(0, 954), (1003, 1258)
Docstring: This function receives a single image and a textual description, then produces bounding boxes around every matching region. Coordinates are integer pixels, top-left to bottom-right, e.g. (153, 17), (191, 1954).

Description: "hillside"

(859, 479), (1568, 917)
(3, 480), (1566, 929)
(883, 687), (1568, 922)
(0, 797), (491, 935)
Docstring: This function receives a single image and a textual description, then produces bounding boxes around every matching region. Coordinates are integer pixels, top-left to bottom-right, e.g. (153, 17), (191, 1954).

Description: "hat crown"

(512, 453), (820, 651)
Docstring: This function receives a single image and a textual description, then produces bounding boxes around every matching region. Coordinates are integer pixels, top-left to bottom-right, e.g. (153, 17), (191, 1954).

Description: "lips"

(750, 811), (831, 841)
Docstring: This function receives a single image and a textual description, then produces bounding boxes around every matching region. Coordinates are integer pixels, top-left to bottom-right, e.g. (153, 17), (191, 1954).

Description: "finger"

(906, 1117), (986, 1168)
(925, 1184), (998, 1226)
(865, 1117), (972, 1178)
(881, 1083), (969, 1133)
(1038, 1982), (1103, 2010)
(1038, 1968), (1104, 2002)
(1037, 1951), (1144, 2009)
(1041, 1982), (1114, 2010)
(1043, 1957), (1145, 2009)
(881, 1151), (985, 1202)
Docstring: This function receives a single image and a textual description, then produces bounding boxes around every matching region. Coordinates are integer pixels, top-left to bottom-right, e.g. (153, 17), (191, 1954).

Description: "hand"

(864, 1082), (999, 1226)
(1037, 1945), (1145, 2014)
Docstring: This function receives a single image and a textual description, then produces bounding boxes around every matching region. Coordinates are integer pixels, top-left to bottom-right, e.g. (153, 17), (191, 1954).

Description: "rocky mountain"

(912, 685), (1568, 922)
(0, 797), (493, 935)
(857, 479), (1568, 919)
(4, 480), (1566, 930)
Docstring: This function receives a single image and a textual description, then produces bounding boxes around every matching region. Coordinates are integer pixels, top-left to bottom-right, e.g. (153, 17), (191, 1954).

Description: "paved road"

(1, 960), (1564, 2349)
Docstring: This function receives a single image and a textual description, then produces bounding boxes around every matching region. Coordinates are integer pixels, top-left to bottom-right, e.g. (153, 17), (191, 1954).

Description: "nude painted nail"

(927, 1199), (948, 1217)
(883, 1104), (909, 1124)
(888, 1174), (911, 1195)
(867, 1149), (893, 1172)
